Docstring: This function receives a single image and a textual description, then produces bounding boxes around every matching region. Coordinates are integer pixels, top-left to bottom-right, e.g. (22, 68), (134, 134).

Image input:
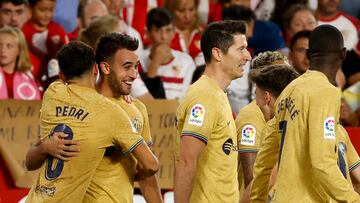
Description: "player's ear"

(212, 47), (222, 62)
(340, 47), (346, 60)
(99, 62), (111, 75)
(265, 91), (271, 105)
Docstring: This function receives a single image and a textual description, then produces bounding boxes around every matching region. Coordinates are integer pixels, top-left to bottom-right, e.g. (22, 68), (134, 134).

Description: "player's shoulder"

(238, 101), (261, 116)
(132, 99), (148, 113)
(236, 102), (265, 128)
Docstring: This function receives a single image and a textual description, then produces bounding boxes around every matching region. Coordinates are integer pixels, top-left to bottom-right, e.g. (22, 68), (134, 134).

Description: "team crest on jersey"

(128, 117), (138, 133)
(240, 125), (256, 146)
(188, 104), (205, 126)
(324, 117), (336, 140)
(132, 117), (142, 132)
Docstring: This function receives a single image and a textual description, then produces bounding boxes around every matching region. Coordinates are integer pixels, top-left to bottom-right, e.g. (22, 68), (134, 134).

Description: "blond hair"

(78, 15), (120, 49)
(164, 0), (200, 30)
(0, 26), (32, 72)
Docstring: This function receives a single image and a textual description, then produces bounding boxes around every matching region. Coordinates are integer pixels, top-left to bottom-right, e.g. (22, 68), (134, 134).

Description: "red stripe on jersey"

(160, 76), (184, 83)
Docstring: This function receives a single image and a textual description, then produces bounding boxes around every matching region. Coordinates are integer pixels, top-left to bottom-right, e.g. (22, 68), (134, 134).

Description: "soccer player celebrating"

(236, 51), (289, 192)
(82, 33), (162, 203)
(252, 24), (360, 202)
(25, 41), (159, 202)
(174, 20), (251, 203)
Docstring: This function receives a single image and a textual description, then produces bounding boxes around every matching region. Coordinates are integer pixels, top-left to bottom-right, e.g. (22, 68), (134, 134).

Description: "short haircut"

(201, 20), (246, 63)
(0, 0), (28, 6)
(283, 4), (314, 30)
(28, 0), (54, 7)
(289, 30), (311, 51)
(146, 7), (173, 30)
(251, 51), (288, 69)
(249, 64), (299, 97)
(95, 32), (139, 66)
(308, 24), (344, 54)
(222, 5), (256, 22)
(57, 41), (95, 80)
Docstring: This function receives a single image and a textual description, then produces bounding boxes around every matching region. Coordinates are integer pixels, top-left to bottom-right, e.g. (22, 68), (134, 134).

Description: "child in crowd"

(0, 26), (40, 100)
(22, 0), (68, 90)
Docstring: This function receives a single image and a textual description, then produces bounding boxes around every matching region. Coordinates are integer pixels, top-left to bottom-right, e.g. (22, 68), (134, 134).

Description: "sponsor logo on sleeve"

(240, 125), (256, 146)
(324, 117), (336, 140)
(188, 104), (205, 126)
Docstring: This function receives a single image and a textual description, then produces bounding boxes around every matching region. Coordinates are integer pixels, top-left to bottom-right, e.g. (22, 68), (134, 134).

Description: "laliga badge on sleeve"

(240, 124), (256, 146)
(324, 117), (336, 140)
(188, 104), (205, 126)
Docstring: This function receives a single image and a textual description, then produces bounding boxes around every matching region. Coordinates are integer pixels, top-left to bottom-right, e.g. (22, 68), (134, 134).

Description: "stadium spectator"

(283, 4), (317, 46)
(165, 0), (205, 66)
(222, 5), (286, 57)
(316, 0), (360, 50)
(0, 0), (29, 28)
(22, 0), (69, 90)
(0, 26), (40, 100)
(100, 0), (144, 55)
(140, 8), (195, 99)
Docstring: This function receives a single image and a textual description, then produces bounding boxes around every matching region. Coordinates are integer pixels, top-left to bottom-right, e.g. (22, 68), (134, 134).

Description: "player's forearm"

(25, 140), (48, 170)
(350, 166), (360, 194)
(174, 159), (197, 203)
(138, 175), (163, 203)
(240, 152), (257, 188)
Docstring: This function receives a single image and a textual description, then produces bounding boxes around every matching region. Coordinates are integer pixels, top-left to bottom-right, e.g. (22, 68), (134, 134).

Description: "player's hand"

(134, 163), (147, 181)
(42, 132), (80, 161)
(123, 95), (133, 104)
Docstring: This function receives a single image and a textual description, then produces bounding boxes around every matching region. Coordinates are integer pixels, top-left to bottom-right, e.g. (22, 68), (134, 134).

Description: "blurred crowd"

(1, 0), (360, 126)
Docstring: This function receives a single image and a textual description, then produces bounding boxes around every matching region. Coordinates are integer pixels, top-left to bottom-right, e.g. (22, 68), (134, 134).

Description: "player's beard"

(108, 70), (131, 97)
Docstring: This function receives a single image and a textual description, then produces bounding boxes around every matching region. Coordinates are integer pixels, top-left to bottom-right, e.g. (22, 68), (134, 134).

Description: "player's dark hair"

(0, 0), (28, 6)
(249, 64), (299, 97)
(28, 0), (54, 7)
(289, 30), (311, 51)
(308, 24), (344, 54)
(146, 7), (173, 30)
(201, 20), (247, 63)
(57, 41), (95, 80)
(222, 5), (255, 22)
(95, 32), (138, 66)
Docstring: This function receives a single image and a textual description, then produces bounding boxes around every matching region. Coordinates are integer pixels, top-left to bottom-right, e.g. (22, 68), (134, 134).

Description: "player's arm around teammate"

(25, 132), (80, 170)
